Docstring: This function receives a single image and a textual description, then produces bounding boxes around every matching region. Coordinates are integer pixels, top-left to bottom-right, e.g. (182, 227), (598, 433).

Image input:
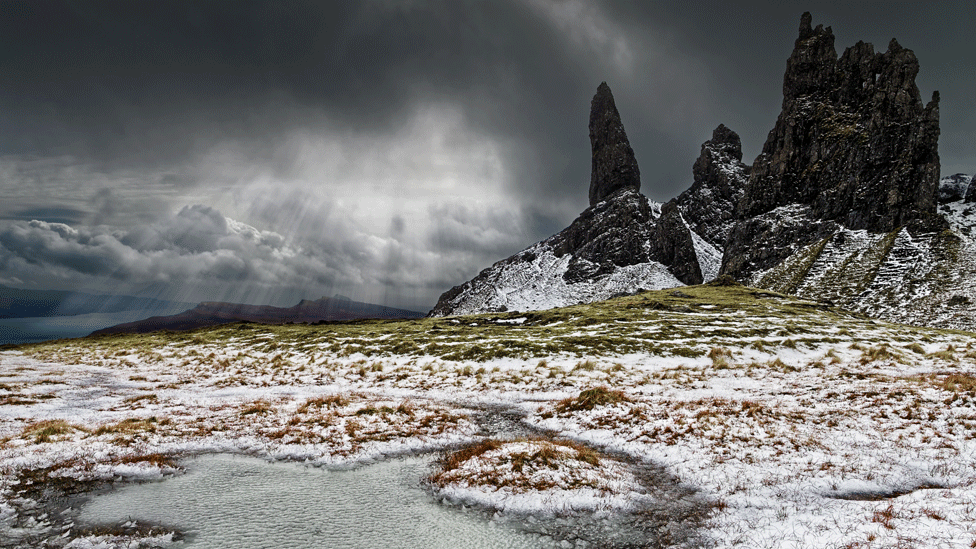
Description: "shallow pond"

(79, 454), (554, 548)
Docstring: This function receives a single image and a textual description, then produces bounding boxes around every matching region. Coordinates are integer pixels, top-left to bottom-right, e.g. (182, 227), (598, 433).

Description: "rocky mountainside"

(715, 14), (974, 330)
(430, 13), (975, 330)
(723, 12), (942, 280)
(429, 83), (703, 317)
(748, 174), (976, 330)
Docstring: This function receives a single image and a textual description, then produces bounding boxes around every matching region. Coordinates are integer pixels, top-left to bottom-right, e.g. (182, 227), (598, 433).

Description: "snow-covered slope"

(432, 246), (681, 316)
(430, 190), (686, 316)
(750, 186), (976, 330)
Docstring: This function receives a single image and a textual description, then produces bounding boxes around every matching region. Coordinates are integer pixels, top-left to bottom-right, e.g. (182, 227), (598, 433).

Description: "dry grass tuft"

(936, 373), (976, 394)
(556, 386), (631, 413)
(93, 417), (162, 436)
(296, 394), (349, 413)
(22, 419), (85, 443)
(431, 438), (603, 489)
(708, 347), (733, 369)
(440, 438), (504, 473)
(240, 399), (274, 416)
(872, 504), (896, 530)
(859, 345), (902, 365)
(112, 452), (176, 468)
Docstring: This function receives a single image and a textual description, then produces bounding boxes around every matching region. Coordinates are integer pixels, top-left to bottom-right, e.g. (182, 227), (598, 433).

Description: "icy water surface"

(79, 454), (552, 549)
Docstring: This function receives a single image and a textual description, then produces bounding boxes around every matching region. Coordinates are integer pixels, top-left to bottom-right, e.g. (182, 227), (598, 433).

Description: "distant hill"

(0, 285), (193, 319)
(90, 295), (424, 336)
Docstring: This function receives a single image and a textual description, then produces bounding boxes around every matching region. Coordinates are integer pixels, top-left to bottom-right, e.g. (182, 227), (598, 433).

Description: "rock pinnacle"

(588, 82), (641, 206)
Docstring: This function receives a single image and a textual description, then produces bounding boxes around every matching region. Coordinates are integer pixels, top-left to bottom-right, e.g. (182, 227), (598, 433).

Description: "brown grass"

(432, 438), (603, 490)
(112, 452), (176, 468)
(93, 417), (164, 436)
(240, 399), (274, 416)
(871, 504), (896, 529)
(440, 438), (504, 473)
(296, 394), (349, 413)
(708, 347), (733, 369)
(22, 419), (85, 442)
(555, 386), (630, 413)
(123, 393), (159, 405)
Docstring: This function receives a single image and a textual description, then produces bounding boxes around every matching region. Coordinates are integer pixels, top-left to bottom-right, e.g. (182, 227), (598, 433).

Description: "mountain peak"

(588, 82), (640, 206)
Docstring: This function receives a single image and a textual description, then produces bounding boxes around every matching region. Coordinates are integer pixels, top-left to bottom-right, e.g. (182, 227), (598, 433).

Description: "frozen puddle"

(79, 453), (550, 548)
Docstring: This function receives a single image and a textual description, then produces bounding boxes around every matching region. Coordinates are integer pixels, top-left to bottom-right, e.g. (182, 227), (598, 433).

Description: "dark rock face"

(650, 201), (703, 285)
(673, 124), (750, 250)
(428, 83), (702, 317)
(554, 189), (702, 286)
(940, 173), (974, 203)
(965, 175), (976, 203)
(556, 188), (658, 284)
(589, 82), (641, 206)
(724, 12), (941, 280)
(427, 186), (704, 317)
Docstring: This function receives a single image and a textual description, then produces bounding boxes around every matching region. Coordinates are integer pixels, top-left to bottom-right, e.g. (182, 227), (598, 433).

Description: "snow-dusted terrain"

(749, 177), (976, 331)
(2, 283), (976, 548)
(430, 192), (689, 316)
(432, 246), (682, 316)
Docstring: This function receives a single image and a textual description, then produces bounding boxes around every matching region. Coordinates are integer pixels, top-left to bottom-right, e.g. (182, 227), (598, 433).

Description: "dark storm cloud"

(6, 207), (88, 225)
(0, 1), (972, 308)
(0, 206), (341, 299)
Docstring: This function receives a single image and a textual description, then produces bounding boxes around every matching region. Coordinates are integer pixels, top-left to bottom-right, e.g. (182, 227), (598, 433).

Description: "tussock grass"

(22, 419), (86, 443)
(122, 393), (159, 405)
(439, 438), (504, 473)
(709, 347), (734, 369)
(93, 417), (163, 436)
(555, 386), (630, 413)
(240, 399), (274, 416)
(430, 438), (606, 491)
(297, 394), (349, 412)
(859, 345), (903, 365)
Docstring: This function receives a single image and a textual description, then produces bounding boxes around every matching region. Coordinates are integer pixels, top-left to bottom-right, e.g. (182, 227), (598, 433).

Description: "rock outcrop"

(723, 12), (942, 280)
(429, 14), (976, 330)
(429, 83), (699, 317)
(673, 124), (750, 251)
(965, 175), (976, 203)
(940, 173), (974, 203)
(589, 82), (641, 206)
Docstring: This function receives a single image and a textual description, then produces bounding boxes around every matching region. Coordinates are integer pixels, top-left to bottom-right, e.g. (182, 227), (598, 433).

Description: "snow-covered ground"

(2, 283), (975, 548)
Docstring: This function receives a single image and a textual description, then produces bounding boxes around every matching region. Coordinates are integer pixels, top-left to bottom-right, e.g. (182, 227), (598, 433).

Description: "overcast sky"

(0, 1), (972, 311)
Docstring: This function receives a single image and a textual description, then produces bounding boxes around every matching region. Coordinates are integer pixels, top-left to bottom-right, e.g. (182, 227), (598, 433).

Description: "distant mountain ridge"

(429, 12), (976, 331)
(0, 285), (193, 319)
(91, 295), (423, 336)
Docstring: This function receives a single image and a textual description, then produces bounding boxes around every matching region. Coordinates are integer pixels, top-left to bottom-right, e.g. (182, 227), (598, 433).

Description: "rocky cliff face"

(673, 124), (750, 251)
(713, 14), (976, 330)
(958, 174), (976, 203)
(429, 83), (700, 317)
(939, 174), (973, 203)
(723, 12), (942, 280)
(588, 82), (641, 206)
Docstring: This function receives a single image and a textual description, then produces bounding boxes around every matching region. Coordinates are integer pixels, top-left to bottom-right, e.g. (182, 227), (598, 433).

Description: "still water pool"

(79, 454), (553, 548)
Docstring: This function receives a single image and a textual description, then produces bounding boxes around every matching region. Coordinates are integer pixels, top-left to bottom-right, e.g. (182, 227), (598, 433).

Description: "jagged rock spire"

(588, 82), (641, 206)
(673, 124), (750, 251)
(723, 12), (942, 280)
